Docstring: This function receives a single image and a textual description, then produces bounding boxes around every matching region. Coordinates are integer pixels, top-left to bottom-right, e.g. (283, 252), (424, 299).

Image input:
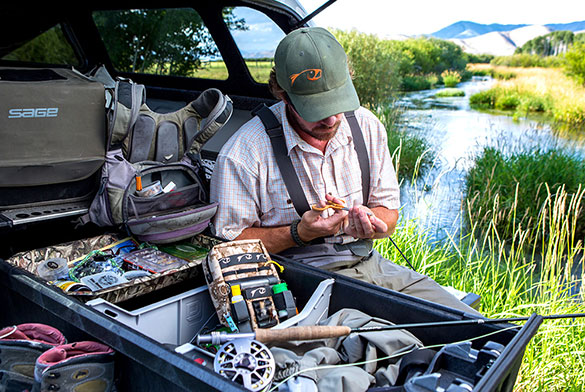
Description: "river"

(396, 76), (585, 242)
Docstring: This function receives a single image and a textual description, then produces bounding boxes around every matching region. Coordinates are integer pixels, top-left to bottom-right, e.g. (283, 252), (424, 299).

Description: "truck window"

(1, 25), (80, 67)
(225, 7), (285, 83)
(93, 8), (229, 80)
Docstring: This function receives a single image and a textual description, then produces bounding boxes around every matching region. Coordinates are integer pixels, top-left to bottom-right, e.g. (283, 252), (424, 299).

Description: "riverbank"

(468, 64), (585, 131)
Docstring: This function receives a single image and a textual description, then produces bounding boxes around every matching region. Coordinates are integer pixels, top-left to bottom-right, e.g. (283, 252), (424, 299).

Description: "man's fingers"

(325, 193), (346, 206)
(369, 215), (388, 233)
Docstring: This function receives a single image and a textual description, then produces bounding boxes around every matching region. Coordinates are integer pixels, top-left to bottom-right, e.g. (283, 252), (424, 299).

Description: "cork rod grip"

(254, 325), (351, 343)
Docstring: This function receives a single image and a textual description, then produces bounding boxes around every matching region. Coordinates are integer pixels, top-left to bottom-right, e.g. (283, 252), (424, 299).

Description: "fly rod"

(196, 312), (585, 345)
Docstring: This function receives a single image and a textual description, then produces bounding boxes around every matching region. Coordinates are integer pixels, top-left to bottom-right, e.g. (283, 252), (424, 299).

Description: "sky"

(296, 0), (585, 37)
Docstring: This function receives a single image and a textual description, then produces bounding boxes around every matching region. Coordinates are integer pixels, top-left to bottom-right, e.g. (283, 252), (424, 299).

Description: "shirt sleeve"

(210, 152), (262, 241)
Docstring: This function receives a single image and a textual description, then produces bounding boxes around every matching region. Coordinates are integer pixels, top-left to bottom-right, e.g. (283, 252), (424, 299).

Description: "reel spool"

(214, 338), (275, 391)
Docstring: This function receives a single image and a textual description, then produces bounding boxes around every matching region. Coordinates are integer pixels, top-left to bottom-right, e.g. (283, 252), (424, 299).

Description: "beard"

(302, 120), (341, 141)
(286, 105), (342, 142)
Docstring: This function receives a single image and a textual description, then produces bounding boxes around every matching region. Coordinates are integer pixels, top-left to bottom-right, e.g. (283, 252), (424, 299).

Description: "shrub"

(441, 70), (461, 87)
(401, 75), (431, 91)
(334, 30), (402, 109)
(426, 74), (439, 89)
(492, 53), (543, 67)
(465, 53), (495, 64)
(495, 93), (520, 110)
(469, 89), (497, 109)
(517, 94), (550, 113)
(564, 40), (585, 86)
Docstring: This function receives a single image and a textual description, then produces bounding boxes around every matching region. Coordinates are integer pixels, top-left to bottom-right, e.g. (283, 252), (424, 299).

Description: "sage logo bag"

(86, 67), (233, 243)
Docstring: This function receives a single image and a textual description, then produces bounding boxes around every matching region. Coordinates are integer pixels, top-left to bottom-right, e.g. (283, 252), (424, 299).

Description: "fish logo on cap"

(290, 68), (322, 86)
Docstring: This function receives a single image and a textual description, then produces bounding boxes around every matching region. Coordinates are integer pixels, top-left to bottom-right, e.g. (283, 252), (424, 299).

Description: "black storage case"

(0, 254), (540, 392)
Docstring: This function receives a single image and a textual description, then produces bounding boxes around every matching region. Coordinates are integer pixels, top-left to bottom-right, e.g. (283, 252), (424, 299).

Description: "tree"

(94, 8), (247, 76)
(334, 29), (403, 109)
(3, 25), (78, 65)
(564, 40), (585, 86)
(516, 31), (575, 57)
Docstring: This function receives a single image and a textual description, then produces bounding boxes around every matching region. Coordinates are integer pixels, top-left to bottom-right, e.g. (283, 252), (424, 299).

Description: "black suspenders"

(253, 104), (311, 217)
(344, 110), (370, 206)
(252, 104), (370, 217)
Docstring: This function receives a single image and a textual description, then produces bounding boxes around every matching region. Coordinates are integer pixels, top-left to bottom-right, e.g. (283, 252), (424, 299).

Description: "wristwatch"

(290, 219), (309, 247)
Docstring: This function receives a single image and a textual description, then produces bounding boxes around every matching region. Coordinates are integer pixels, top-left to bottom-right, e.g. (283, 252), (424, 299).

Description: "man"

(210, 27), (479, 315)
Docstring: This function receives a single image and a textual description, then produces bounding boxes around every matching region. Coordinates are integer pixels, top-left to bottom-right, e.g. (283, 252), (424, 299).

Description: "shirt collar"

(274, 101), (353, 156)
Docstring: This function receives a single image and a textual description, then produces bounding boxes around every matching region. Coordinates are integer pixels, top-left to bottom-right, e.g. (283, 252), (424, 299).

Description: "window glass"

(1, 25), (79, 66)
(93, 8), (228, 79)
(225, 7), (285, 83)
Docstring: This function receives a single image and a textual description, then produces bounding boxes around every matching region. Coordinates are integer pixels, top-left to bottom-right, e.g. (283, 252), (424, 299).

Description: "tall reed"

(464, 142), (585, 246)
(376, 185), (585, 390)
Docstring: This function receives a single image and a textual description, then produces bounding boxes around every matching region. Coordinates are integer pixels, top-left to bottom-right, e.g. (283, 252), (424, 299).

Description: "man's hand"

(337, 194), (398, 240)
(236, 194), (398, 254)
(296, 195), (348, 243)
(344, 202), (388, 239)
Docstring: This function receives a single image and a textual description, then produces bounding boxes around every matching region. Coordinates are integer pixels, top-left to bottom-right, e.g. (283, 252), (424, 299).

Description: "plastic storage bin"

(87, 278), (335, 346)
(87, 285), (217, 346)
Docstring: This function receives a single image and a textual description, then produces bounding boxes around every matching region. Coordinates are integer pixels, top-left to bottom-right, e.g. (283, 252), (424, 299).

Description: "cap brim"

(288, 73), (360, 122)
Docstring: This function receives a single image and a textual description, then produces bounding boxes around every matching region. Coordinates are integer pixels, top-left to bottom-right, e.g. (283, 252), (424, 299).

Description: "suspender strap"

(253, 104), (370, 217)
(253, 104), (311, 217)
(344, 111), (370, 205)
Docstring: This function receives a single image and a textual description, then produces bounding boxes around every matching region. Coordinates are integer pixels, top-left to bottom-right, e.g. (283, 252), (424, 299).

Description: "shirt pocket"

(262, 176), (297, 217)
(334, 152), (365, 206)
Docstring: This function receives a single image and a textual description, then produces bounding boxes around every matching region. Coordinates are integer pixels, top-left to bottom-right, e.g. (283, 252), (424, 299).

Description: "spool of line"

(36, 258), (69, 281)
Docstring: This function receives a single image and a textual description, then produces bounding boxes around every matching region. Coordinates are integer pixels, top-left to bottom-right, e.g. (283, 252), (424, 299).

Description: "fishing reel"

(214, 338), (276, 392)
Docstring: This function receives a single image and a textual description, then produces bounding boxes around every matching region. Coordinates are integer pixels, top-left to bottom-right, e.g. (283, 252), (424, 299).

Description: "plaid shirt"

(210, 101), (400, 242)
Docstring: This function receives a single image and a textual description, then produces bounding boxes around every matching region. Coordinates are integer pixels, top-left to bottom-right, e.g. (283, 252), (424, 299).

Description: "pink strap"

(38, 341), (114, 365)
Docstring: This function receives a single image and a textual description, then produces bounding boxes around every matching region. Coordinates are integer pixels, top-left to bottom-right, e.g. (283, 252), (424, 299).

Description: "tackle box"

(0, 252), (541, 392)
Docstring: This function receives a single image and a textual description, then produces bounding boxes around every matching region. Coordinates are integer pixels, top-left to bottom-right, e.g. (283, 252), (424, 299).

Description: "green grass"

(468, 65), (585, 128)
(191, 59), (273, 82)
(401, 74), (435, 91)
(434, 88), (465, 98)
(441, 70), (462, 87)
(469, 86), (551, 116)
(464, 142), (585, 246)
(375, 184), (585, 390)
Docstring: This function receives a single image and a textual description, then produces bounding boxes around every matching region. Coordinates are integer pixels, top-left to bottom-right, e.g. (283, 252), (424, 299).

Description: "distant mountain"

(431, 20), (585, 56)
(544, 21), (585, 33)
(432, 20), (585, 40)
(432, 21), (527, 40)
(240, 50), (276, 59)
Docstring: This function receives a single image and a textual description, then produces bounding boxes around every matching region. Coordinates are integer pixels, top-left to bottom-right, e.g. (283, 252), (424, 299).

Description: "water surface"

(396, 77), (585, 241)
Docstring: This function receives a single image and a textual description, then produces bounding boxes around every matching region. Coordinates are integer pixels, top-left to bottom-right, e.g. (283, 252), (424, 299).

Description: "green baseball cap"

(275, 27), (360, 122)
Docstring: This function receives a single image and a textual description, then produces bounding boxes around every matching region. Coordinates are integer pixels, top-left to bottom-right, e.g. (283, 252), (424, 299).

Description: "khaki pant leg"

(332, 251), (481, 316)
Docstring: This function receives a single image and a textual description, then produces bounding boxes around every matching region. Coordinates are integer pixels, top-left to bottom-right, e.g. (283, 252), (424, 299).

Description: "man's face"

(287, 104), (343, 142)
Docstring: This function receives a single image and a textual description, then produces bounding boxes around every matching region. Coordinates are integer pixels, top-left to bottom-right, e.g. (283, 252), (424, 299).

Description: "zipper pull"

(135, 172), (143, 192)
